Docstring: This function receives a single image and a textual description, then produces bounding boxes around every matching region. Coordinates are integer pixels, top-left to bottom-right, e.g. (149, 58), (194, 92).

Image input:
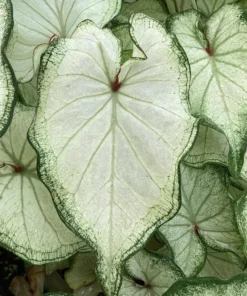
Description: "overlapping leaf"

(165, 0), (195, 13)
(114, 0), (167, 25)
(194, 0), (237, 17)
(18, 73), (38, 107)
(159, 164), (243, 277)
(164, 274), (247, 296)
(0, 0), (16, 137)
(169, 5), (247, 176)
(29, 14), (197, 295)
(199, 247), (246, 278)
(184, 124), (228, 168)
(119, 250), (184, 296)
(6, 0), (121, 82)
(0, 103), (89, 263)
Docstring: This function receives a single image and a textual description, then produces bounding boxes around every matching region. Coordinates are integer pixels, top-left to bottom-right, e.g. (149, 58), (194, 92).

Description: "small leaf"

(0, 103), (90, 263)
(6, 0), (121, 82)
(169, 5), (247, 176)
(119, 250), (184, 296)
(164, 274), (247, 296)
(199, 247), (246, 278)
(29, 14), (197, 295)
(159, 164), (244, 277)
(184, 124), (228, 168)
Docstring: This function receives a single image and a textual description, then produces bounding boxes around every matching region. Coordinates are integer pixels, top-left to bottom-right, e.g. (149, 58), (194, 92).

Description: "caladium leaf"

(0, 0), (16, 137)
(45, 259), (70, 276)
(119, 250), (184, 296)
(235, 193), (247, 258)
(168, 5), (247, 176)
(6, 0), (121, 82)
(114, 0), (168, 25)
(159, 164), (244, 277)
(194, 0), (237, 17)
(0, 103), (90, 264)
(29, 14), (197, 295)
(165, 0), (195, 13)
(74, 282), (103, 296)
(164, 274), (247, 296)
(18, 73), (38, 107)
(64, 253), (96, 290)
(199, 247), (246, 278)
(184, 124), (229, 168)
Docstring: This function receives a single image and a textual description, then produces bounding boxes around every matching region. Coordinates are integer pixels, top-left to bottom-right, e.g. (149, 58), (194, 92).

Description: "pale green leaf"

(29, 14), (197, 295)
(164, 274), (247, 296)
(18, 73), (38, 107)
(112, 24), (133, 64)
(159, 164), (243, 277)
(0, 0), (16, 137)
(45, 259), (70, 276)
(235, 193), (247, 258)
(114, 0), (167, 25)
(194, 0), (238, 17)
(74, 282), (103, 296)
(0, 103), (90, 264)
(169, 5), (247, 176)
(199, 247), (246, 278)
(6, 0), (121, 82)
(119, 250), (184, 296)
(64, 253), (96, 290)
(184, 124), (228, 168)
(165, 0), (195, 13)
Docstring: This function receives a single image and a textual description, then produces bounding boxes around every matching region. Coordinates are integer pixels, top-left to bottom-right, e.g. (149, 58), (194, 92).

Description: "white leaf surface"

(0, 0), (16, 136)
(169, 5), (247, 175)
(0, 103), (89, 264)
(6, 0), (121, 82)
(119, 250), (184, 296)
(29, 14), (197, 295)
(159, 164), (244, 277)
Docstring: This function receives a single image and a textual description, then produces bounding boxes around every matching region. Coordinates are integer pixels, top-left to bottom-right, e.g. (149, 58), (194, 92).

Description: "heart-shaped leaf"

(0, 0), (16, 137)
(6, 0), (121, 82)
(198, 247), (246, 278)
(0, 103), (90, 264)
(119, 250), (184, 296)
(168, 4), (247, 176)
(159, 164), (244, 277)
(164, 274), (247, 296)
(29, 14), (197, 295)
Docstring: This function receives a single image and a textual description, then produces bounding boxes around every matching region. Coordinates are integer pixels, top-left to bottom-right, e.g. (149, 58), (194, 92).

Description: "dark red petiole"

(205, 42), (213, 56)
(49, 34), (58, 43)
(111, 69), (122, 92)
(0, 162), (23, 174)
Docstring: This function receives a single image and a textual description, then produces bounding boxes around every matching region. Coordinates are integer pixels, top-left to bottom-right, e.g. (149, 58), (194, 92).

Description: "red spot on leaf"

(205, 42), (213, 56)
(193, 224), (200, 235)
(0, 162), (24, 174)
(111, 70), (122, 92)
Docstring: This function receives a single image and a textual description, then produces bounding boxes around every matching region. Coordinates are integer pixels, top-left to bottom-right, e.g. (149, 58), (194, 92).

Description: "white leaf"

(169, 5), (247, 175)
(29, 14), (197, 294)
(0, 103), (90, 264)
(194, 0), (237, 17)
(6, 0), (121, 82)
(159, 164), (244, 276)
(119, 250), (184, 296)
